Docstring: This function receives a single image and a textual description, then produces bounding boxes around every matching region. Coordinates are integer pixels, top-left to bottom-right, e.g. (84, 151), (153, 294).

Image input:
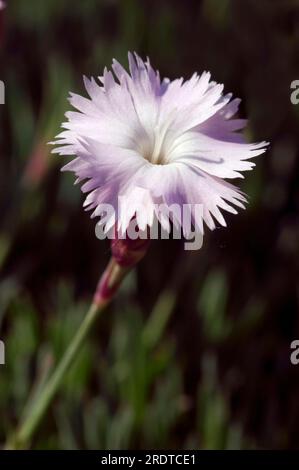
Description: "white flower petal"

(52, 52), (268, 239)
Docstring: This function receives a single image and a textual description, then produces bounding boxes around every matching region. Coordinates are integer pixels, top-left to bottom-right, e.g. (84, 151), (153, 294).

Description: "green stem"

(5, 258), (128, 450)
(6, 303), (101, 449)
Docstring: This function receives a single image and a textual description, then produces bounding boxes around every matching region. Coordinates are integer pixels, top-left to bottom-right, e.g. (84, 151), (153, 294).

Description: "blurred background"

(0, 0), (299, 450)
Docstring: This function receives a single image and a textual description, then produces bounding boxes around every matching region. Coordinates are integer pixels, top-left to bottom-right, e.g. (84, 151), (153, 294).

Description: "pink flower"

(53, 52), (268, 237)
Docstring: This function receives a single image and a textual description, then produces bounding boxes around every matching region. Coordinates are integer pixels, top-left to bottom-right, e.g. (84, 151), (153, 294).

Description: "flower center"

(136, 126), (169, 165)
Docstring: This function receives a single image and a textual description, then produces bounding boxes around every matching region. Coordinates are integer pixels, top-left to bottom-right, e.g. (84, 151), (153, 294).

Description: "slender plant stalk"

(5, 258), (128, 450)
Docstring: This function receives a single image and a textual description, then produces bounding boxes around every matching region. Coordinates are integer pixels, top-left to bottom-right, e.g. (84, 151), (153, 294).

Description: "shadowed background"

(0, 0), (299, 449)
